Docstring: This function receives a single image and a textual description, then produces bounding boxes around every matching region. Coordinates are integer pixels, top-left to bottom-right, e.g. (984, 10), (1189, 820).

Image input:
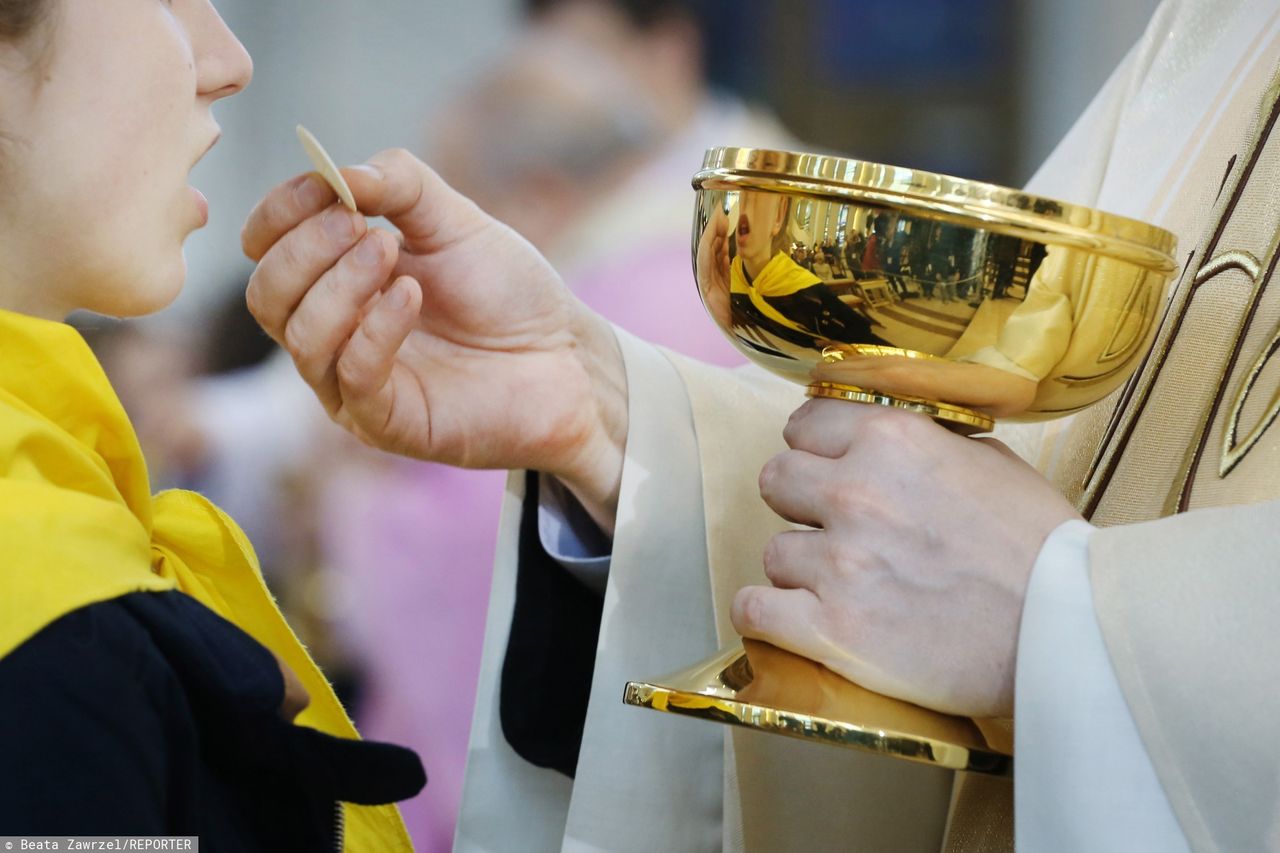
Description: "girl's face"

(735, 191), (786, 261)
(0, 0), (251, 320)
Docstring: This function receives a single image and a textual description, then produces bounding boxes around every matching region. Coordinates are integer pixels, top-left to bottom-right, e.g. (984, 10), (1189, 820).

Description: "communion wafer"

(296, 124), (357, 212)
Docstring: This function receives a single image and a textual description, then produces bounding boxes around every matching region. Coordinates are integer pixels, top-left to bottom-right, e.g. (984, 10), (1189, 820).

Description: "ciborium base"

(623, 639), (1011, 775)
(806, 381), (994, 434)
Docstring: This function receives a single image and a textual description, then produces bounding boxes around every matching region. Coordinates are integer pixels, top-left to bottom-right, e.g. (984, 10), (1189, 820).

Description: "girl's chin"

(87, 264), (187, 319)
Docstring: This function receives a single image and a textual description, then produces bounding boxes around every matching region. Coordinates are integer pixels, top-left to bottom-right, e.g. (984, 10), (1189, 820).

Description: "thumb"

(339, 148), (486, 252)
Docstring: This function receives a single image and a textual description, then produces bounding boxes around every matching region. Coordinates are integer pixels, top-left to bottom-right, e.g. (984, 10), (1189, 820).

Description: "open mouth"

(738, 216), (751, 239)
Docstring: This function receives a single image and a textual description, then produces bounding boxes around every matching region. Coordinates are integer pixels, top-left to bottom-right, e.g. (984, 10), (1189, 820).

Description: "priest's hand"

(241, 149), (626, 533)
(731, 399), (1081, 717)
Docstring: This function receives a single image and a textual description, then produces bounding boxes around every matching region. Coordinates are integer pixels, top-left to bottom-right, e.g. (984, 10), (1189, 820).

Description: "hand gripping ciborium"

(622, 147), (1178, 774)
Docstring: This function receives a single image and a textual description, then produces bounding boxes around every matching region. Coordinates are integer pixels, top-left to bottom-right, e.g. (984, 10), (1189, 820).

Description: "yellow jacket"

(0, 309), (413, 851)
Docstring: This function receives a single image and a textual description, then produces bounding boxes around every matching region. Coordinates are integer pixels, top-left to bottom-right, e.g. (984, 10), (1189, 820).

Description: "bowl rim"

(695, 147), (1178, 273)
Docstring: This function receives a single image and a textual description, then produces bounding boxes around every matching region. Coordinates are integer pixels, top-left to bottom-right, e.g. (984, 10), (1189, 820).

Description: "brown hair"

(0, 0), (52, 41)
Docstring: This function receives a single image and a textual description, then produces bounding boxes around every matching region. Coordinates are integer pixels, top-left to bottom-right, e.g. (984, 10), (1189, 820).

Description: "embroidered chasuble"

(1038, 56), (1280, 853)
(957, 10), (1280, 851)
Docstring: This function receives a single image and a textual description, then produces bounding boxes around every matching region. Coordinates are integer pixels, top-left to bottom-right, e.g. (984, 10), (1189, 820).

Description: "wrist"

(552, 302), (628, 536)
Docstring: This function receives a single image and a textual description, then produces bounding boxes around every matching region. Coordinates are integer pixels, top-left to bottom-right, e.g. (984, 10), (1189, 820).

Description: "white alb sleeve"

(536, 474), (612, 596)
(1015, 519), (1189, 852)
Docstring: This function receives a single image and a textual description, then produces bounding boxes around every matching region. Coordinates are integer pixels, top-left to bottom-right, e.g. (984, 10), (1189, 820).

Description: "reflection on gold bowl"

(622, 148), (1179, 771)
(624, 640), (1012, 774)
(691, 146), (1179, 431)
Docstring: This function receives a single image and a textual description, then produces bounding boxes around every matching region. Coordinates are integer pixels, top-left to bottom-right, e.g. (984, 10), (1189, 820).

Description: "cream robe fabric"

(455, 331), (954, 852)
(455, 331), (716, 852)
(457, 1), (1280, 850)
(1017, 1), (1280, 849)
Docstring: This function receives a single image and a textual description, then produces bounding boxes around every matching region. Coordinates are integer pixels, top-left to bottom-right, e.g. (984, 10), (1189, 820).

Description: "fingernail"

(323, 208), (356, 243)
(294, 174), (327, 208)
(350, 164), (382, 180)
(355, 233), (383, 266)
(386, 280), (411, 310)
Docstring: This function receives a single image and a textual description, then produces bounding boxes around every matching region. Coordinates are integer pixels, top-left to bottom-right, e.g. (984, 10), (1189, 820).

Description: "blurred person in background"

(811, 250), (833, 280)
(432, 0), (795, 363)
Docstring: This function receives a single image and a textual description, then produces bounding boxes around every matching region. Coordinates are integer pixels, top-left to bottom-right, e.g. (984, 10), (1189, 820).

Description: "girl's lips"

(190, 186), (209, 225)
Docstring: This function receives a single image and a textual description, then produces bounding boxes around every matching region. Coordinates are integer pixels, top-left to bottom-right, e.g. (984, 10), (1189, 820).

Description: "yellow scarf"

(0, 309), (411, 852)
(730, 251), (824, 335)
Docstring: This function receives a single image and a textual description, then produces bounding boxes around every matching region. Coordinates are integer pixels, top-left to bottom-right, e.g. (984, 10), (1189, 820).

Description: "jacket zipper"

(333, 801), (345, 852)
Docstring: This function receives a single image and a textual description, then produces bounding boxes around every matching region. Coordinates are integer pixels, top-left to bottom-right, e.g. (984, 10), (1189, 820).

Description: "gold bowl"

(692, 147), (1179, 431)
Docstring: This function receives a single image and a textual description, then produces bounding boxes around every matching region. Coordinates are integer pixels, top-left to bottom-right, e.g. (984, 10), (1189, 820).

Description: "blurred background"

(82, 0), (1160, 849)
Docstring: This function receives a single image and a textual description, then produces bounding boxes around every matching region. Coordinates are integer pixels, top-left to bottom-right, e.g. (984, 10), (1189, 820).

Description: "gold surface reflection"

(692, 147), (1178, 430)
(624, 640), (1012, 774)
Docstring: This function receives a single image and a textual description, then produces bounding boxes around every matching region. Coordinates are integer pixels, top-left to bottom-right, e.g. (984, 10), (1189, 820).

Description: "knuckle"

(758, 453), (787, 500)
(757, 457), (775, 494)
(782, 401), (815, 446)
(378, 147), (417, 173)
(824, 481), (863, 518)
(281, 316), (308, 361)
(857, 408), (903, 443)
(244, 277), (281, 338)
(240, 220), (259, 260)
(335, 343), (368, 391)
(826, 537), (863, 579)
(731, 587), (767, 634)
(244, 276), (264, 322)
(761, 536), (784, 583)
(781, 418), (801, 450)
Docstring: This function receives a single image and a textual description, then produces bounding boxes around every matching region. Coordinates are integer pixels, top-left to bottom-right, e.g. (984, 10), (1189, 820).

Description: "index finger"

(242, 171), (338, 262)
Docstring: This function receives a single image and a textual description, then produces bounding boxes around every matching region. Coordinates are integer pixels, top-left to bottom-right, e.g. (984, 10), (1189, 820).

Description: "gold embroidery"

(1157, 230), (1280, 514)
(1195, 250), (1263, 284)
(1220, 323), (1280, 476)
(1080, 71), (1280, 517)
(1161, 212), (1280, 514)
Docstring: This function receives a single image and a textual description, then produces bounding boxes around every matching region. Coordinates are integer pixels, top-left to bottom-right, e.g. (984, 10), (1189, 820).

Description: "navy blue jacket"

(0, 591), (424, 850)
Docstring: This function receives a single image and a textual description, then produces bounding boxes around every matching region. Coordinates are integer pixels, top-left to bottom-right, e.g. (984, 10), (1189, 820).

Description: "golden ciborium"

(622, 147), (1178, 774)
